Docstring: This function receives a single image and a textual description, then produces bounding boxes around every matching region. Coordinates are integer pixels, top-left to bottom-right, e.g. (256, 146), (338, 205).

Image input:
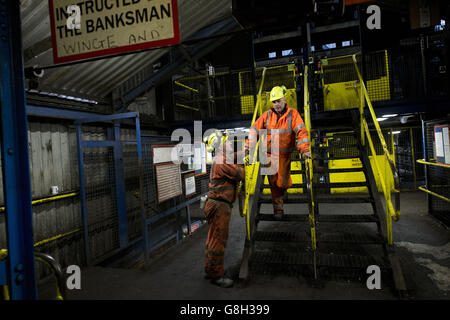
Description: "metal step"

(318, 233), (385, 244)
(317, 214), (378, 223)
(314, 182), (367, 188)
(250, 251), (390, 269)
(254, 231), (309, 243)
(262, 183), (306, 188)
(315, 167), (365, 173)
(256, 213), (309, 222)
(253, 231), (384, 245)
(258, 194), (373, 204)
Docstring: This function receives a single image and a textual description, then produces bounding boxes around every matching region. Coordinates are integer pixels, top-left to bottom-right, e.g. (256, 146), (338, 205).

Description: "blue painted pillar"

(0, 0), (37, 299)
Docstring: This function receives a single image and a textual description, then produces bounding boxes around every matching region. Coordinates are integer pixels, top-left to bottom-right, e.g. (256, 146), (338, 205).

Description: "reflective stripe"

(250, 125), (259, 133)
(273, 204), (283, 209)
(268, 128), (291, 134)
(207, 198), (233, 207)
(207, 250), (225, 257)
(268, 147), (295, 153)
(296, 138), (309, 146)
(266, 110), (271, 128)
(210, 178), (227, 185)
(294, 124), (305, 134)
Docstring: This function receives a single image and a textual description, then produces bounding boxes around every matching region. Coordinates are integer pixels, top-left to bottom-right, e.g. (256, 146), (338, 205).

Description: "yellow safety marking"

(174, 81), (199, 93)
(417, 159), (450, 169)
(0, 192), (78, 213)
(34, 228), (81, 248)
(418, 186), (450, 202)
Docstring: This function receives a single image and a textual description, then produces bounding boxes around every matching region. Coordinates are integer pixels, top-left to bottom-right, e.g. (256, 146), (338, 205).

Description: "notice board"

(48, 0), (180, 63)
(155, 162), (182, 203)
(434, 125), (450, 165)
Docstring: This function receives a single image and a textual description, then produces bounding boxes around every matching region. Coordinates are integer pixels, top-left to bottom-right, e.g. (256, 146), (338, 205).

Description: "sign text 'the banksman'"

(48, 0), (180, 63)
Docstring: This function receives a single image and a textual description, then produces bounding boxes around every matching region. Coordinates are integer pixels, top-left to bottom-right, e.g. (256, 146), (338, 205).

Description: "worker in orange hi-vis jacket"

(245, 85), (311, 220)
(203, 131), (245, 288)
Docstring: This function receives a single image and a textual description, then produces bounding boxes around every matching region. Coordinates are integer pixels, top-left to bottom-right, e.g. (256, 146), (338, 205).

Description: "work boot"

(211, 277), (234, 288)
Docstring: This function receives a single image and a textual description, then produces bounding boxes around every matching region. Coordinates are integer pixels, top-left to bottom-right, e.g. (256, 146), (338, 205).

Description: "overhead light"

(392, 131), (401, 134)
(376, 118), (388, 122)
(382, 114), (398, 118)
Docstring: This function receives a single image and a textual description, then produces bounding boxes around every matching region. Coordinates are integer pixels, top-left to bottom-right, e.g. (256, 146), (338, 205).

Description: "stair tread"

(318, 214), (378, 223)
(253, 231), (385, 244)
(258, 194), (373, 203)
(315, 182), (368, 188)
(256, 213), (309, 222)
(250, 251), (390, 268)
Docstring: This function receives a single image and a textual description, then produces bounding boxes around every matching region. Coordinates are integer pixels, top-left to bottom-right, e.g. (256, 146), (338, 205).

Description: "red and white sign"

(48, 0), (180, 64)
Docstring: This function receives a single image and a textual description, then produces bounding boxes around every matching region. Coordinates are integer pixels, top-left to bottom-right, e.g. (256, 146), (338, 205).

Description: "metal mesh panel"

(173, 65), (296, 117)
(83, 147), (120, 262)
(390, 38), (425, 100)
(123, 143), (142, 242)
(394, 127), (424, 190)
(425, 121), (450, 226)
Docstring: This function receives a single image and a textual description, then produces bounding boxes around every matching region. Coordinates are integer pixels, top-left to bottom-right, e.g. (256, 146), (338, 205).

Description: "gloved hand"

(244, 155), (250, 166)
(302, 151), (312, 159)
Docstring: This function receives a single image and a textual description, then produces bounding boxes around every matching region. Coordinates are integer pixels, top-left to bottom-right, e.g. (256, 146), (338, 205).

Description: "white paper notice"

(435, 131), (444, 157)
(443, 127), (450, 164)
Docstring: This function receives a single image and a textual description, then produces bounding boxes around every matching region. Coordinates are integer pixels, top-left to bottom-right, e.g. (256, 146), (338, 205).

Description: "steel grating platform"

(254, 231), (385, 245)
(250, 251), (390, 269)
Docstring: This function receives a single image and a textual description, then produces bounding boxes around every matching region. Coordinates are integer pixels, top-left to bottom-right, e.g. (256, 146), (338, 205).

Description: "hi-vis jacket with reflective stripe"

(247, 106), (310, 158)
(208, 145), (245, 205)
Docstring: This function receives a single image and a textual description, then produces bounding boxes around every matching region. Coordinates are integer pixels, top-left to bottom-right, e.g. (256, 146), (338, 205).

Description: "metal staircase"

(239, 61), (407, 296)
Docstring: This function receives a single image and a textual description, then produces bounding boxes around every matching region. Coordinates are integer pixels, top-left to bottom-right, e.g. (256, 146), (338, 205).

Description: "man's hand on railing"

(244, 155), (250, 166)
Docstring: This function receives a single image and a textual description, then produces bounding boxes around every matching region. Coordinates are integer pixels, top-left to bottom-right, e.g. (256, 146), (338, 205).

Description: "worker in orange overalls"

(246, 85), (311, 220)
(203, 131), (245, 288)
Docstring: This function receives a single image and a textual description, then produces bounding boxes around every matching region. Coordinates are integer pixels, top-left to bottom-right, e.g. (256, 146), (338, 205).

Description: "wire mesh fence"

(424, 120), (450, 227)
(393, 127), (425, 190)
(83, 146), (120, 263)
(173, 64), (297, 119)
(141, 136), (211, 253)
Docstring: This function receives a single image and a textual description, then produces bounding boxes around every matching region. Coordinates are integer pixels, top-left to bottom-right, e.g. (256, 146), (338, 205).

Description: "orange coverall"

(247, 105), (309, 215)
(204, 142), (245, 279)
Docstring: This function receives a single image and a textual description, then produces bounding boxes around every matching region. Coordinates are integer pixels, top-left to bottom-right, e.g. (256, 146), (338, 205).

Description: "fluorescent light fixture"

(342, 41), (351, 47)
(382, 114), (398, 118)
(392, 131), (401, 134)
(376, 118), (388, 122)
(269, 52), (276, 58)
(322, 43), (336, 50)
(282, 49), (293, 56)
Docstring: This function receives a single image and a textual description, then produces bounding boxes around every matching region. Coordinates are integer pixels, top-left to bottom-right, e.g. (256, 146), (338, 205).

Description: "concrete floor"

(45, 191), (449, 300)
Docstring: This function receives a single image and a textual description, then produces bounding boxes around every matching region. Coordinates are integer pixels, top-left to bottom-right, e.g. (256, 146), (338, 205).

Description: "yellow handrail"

(417, 158), (450, 169)
(352, 53), (400, 243)
(303, 66), (317, 251)
(243, 68), (267, 240)
(416, 159), (450, 202)
(418, 186), (450, 202)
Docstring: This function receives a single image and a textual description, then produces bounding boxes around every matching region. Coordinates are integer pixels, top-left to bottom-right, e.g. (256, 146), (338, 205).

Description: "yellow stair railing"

(243, 67), (267, 240)
(352, 53), (400, 245)
(416, 159), (450, 202)
(303, 66), (317, 252)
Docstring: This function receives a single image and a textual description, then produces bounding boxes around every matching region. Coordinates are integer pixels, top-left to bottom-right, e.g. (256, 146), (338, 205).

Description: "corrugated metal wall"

(0, 120), (159, 282)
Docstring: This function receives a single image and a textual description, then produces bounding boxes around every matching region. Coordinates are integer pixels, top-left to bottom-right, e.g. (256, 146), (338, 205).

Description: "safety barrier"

(0, 250), (65, 300)
(303, 66), (317, 277)
(352, 53), (401, 245)
(416, 159), (450, 203)
(242, 67), (267, 240)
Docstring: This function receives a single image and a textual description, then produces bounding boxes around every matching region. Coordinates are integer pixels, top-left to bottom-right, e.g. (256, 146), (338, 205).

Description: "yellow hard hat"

(270, 85), (287, 102)
(203, 130), (227, 153)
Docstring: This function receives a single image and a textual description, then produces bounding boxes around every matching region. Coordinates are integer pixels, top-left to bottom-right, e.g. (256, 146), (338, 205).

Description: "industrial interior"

(0, 0), (449, 301)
